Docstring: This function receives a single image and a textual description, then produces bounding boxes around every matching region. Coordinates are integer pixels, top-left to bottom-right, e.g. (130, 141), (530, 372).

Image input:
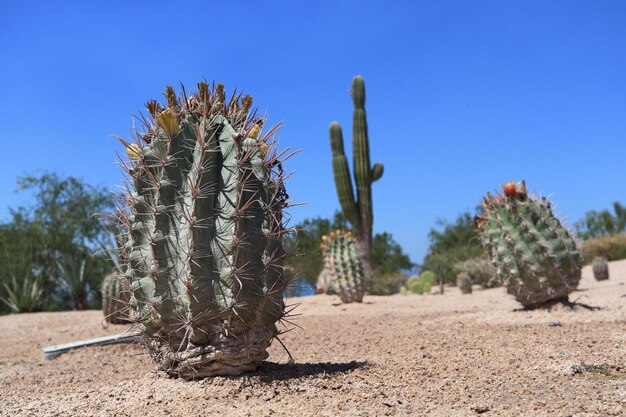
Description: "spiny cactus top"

(475, 181), (581, 307)
(321, 229), (367, 303)
(114, 81), (294, 378)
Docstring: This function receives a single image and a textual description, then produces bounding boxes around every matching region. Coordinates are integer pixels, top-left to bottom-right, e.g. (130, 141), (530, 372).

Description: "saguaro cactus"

(329, 75), (383, 263)
(321, 230), (367, 303)
(475, 181), (582, 307)
(114, 81), (292, 378)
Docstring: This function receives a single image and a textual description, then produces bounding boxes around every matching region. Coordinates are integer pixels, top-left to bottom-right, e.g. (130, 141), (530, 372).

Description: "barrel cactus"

(408, 275), (424, 295)
(114, 81), (292, 378)
(592, 257), (609, 281)
(421, 270), (436, 293)
(321, 229), (367, 303)
(457, 272), (472, 294)
(475, 181), (582, 307)
(329, 75), (383, 264)
(101, 272), (130, 324)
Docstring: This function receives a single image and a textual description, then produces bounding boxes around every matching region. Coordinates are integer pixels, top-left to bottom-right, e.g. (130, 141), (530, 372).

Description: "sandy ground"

(1, 261), (625, 417)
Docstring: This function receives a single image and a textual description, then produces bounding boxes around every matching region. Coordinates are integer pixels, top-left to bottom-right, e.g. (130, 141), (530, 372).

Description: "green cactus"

(592, 257), (609, 281)
(329, 75), (383, 264)
(457, 272), (472, 294)
(101, 272), (130, 324)
(408, 275), (424, 295)
(475, 181), (582, 307)
(321, 229), (367, 303)
(115, 81), (291, 378)
(421, 270), (436, 293)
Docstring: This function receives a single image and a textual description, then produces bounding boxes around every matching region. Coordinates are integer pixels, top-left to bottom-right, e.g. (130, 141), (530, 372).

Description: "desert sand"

(1, 261), (625, 417)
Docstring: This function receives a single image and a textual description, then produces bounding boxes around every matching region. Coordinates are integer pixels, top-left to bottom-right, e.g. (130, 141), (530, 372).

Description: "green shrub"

(0, 274), (45, 313)
(453, 257), (499, 288)
(581, 233), (626, 263)
(371, 270), (407, 295)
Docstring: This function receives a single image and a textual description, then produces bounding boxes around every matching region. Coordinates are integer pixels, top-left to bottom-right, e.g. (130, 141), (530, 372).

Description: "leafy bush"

(371, 270), (407, 295)
(581, 233), (626, 263)
(421, 211), (486, 284)
(575, 202), (625, 239)
(453, 257), (499, 288)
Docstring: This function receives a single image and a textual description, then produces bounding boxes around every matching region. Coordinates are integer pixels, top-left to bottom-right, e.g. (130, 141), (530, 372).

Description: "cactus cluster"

(404, 271), (436, 295)
(101, 272), (130, 324)
(321, 229), (367, 303)
(592, 257), (609, 281)
(114, 81), (293, 378)
(457, 272), (472, 294)
(475, 181), (582, 307)
(329, 75), (383, 264)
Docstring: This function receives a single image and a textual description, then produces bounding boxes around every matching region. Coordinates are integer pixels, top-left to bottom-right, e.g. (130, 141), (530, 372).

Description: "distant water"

(285, 280), (315, 297)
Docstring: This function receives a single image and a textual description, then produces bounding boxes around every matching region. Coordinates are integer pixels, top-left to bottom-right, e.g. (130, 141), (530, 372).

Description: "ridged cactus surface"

(475, 181), (581, 307)
(321, 229), (367, 303)
(329, 76), (383, 264)
(115, 81), (292, 378)
(592, 257), (609, 281)
(101, 272), (130, 324)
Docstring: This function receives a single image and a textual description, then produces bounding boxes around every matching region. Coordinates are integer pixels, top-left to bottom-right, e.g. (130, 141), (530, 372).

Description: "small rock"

(549, 320), (562, 327)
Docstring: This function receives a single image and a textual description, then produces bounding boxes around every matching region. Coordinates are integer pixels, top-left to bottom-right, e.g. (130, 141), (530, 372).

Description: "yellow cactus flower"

(259, 142), (268, 156)
(321, 235), (328, 242)
(329, 231), (336, 239)
(126, 143), (142, 161)
(156, 108), (180, 137)
(249, 124), (260, 139)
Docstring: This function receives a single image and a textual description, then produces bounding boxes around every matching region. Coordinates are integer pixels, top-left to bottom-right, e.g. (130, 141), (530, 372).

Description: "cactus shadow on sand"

(513, 296), (602, 312)
(250, 360), (369, 382)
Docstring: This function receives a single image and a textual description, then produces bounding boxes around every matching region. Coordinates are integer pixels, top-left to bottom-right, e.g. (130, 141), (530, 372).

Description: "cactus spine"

(457, 273), (472, 294)
(101, 272), (130, 324)
(329, 75), (383, 264)
(321, 230), (366, 303)
(475, 181), (582, 307)
(592, 257), (609, 281)
(115, 81), (291, 378)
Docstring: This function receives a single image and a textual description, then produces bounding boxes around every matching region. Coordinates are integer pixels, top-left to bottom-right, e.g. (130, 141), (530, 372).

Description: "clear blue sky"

(1, 1), (625, 265)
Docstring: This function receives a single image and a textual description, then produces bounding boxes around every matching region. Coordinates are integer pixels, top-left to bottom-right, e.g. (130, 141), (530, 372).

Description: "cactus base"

(149, 324), (276, 378)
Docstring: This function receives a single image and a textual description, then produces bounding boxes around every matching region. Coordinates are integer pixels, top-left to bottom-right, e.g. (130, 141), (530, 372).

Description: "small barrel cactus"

(475, 181), (582, 307)
(457, 272), (472, 294)
(421, 270), (436, 293)
(114, 81), (292, 378)
(592, 257), (609, 281)
(101, 272), (131, 324)
(321, 229), (367, 303)
(408, 275), (424, 295)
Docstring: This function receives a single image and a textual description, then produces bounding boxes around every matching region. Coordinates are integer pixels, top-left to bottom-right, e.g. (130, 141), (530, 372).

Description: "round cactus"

(321, 229), (367, 303)
(101, 271), (131, 324)
(457, 272), (472, 294)
(475, 181), (581, 307)
(408, 275), (424, 295)
(114, 82), (292, 378)
(592, 257), (609, 281)
(421, 270), (436, 293)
